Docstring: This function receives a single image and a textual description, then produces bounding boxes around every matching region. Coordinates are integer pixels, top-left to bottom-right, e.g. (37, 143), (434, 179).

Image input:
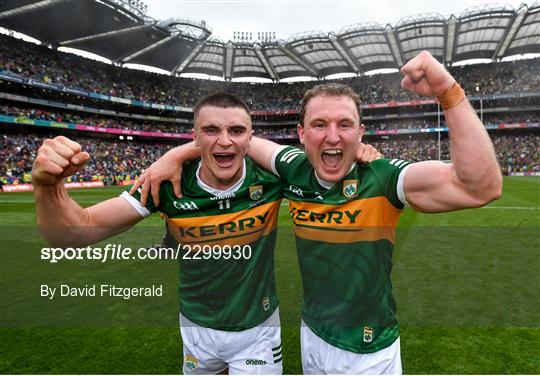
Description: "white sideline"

(0, 199), (538, 210)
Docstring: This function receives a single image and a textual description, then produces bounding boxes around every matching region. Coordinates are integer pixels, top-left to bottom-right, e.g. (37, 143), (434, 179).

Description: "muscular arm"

(399, 51), (502, 212)
(33, 136), (143, 247)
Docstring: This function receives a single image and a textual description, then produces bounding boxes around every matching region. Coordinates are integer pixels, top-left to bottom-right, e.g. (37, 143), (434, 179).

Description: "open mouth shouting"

(213, 152), (236, 167)
(321, 148), (343, 170)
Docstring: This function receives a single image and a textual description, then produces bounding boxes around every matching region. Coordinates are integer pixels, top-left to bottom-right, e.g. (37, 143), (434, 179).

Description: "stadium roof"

(1, 1), (538, 81)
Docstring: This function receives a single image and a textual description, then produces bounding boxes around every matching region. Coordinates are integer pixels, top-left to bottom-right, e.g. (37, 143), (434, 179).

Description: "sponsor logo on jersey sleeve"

(342, 179), (358, 198)
(249, 185), (263, 201)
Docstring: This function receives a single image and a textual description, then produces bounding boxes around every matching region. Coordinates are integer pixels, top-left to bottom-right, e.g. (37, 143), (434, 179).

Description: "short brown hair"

(193, 91), (251, 123)
(299, 83), (362, 125)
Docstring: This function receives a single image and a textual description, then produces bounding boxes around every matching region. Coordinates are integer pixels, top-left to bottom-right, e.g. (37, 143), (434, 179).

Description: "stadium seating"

(1, 34), (539, 108)
(0, 34), (538, 184)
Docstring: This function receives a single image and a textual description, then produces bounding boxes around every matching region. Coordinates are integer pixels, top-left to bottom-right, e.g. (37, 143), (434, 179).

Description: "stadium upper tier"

(1, 34), (539, 111)
(0, 1), (538, 80)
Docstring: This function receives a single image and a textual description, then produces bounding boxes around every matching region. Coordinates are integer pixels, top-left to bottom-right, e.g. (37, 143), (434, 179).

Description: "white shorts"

(301, 321), (402, 375)
(180, 308), (283, 374)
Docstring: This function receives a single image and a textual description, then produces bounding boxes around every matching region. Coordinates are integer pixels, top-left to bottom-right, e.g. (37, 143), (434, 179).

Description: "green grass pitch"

(0, 177), (538, 374)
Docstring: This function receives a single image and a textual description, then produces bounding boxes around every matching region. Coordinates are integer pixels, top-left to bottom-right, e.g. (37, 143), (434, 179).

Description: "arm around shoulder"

(129, 141), (200, 206)
(247, 137), (283, 173)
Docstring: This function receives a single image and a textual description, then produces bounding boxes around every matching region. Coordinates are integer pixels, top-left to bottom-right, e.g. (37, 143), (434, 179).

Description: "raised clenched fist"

(400, 51), (456, 97)
(32, 136), (90, 186)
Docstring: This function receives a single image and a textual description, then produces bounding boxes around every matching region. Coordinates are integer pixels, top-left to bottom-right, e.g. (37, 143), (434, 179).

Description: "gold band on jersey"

(166, 200), (281, 246)
(288, 197), (401, 243)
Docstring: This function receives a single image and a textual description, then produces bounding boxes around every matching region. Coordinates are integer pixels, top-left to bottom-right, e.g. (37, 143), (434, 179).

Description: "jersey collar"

(195, 159), (247, 197)
(315, 162), (357, 190)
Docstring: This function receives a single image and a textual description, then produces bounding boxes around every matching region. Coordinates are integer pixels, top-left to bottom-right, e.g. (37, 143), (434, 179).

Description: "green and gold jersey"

(123, 158), (282, 331)
(272, 146), (410, 353)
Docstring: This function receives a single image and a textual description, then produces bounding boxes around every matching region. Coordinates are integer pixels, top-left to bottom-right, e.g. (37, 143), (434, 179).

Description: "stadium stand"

(2, 129), (538, 186)
(1, 130), (172, 185)
(1, 33), (539, 108)
(0, 2), (539, 186)
(1, 103), (539, 133)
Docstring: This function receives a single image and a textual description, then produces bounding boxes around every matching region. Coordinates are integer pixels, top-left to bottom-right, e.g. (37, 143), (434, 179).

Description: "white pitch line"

(280, 203), (539, 210)
(481, 206), (539, 210)
(0, 200), (98, 204)
(276, 202), (540, 210)
(1, 200), (538, 210)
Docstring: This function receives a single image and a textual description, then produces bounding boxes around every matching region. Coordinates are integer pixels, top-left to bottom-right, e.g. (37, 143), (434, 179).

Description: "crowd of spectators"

(482, 112), (540, 125)
(370, 138), (450, 161)
(370, 113), (540, 131)
(1, 131), (538, 185)
(1, 34), (538, 185)
(372, 134), (539, 173)
(0, 104), (298, 135)
(0, 104), (192, 133)
(493, 134), (540, 175)
(0, 132), (171, 185)
(369, 118), (439, 130)
(1, 34), (539, 111)
(372, 134), (539, 174)
(2, 104), (538, 134)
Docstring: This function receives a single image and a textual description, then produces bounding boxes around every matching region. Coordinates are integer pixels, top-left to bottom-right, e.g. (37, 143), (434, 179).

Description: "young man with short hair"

(33, 92), (285, 374)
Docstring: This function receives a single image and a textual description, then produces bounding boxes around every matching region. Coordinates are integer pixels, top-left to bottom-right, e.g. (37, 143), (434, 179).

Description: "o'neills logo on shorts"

(363, 327), (374, 343)
(246, 359), (267, 365)
(185, 354), (198, 370)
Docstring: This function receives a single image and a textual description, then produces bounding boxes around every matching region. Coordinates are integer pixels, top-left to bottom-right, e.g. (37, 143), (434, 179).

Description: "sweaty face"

(193, 106), (252, 190)
(298, 95), (364, 182)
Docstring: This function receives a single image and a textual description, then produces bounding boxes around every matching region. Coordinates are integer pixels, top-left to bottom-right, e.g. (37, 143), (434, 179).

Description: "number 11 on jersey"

(218, 199), (231, 210)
